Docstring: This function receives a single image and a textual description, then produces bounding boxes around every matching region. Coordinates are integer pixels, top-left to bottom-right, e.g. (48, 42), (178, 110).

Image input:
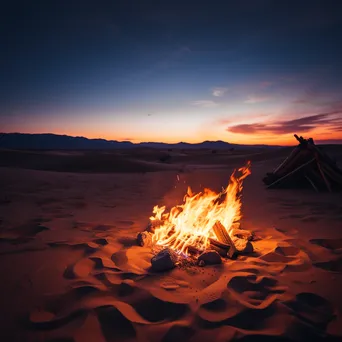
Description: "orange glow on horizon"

(1, 125), (341, 146)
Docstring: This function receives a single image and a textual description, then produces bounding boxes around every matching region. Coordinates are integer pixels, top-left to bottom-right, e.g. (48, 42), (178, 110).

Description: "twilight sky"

(1, 0), (342, 144)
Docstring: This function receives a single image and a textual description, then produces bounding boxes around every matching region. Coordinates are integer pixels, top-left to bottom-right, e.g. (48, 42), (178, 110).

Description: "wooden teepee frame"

(263, 134), (342, 192)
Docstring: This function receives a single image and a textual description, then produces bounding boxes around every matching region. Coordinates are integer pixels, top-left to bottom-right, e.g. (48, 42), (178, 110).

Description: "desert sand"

(1, 146), (342, 341)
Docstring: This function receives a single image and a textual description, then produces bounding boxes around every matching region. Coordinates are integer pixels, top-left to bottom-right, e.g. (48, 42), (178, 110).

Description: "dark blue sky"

(1, 0), (342, 144)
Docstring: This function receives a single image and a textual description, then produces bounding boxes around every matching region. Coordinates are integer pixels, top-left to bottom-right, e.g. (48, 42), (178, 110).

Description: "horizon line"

(1, 131), (341, 146)
(1, 131), (290, 146)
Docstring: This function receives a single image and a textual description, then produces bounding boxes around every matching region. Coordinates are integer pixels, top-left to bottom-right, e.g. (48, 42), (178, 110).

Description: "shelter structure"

(263, 134), (342, 192)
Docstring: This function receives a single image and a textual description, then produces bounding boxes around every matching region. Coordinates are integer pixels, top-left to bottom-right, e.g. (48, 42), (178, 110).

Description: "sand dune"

(0, 146), (297, 174)
(1, 147), (342, 341)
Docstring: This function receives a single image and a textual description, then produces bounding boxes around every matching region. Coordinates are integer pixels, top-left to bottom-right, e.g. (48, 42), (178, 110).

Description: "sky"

(1, 0), (342, 145)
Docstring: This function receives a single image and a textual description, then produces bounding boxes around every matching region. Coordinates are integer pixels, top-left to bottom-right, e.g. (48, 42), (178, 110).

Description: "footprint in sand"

(64, 258), (95, 279)
(227, 274), (282, 299)
(308, 239), (342, 273)
(314, 257), (342, 273)
(225, 274), (287, 312)
(284, 292), (336, 330)
(260, 244), (310, 272)
(261, 249), (298, 263)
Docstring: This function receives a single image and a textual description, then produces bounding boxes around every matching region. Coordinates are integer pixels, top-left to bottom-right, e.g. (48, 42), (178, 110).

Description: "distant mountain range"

(0, 133), (280, 150)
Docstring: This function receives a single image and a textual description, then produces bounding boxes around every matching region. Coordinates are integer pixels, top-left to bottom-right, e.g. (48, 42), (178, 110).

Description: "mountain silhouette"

(0, 133), (278, 150)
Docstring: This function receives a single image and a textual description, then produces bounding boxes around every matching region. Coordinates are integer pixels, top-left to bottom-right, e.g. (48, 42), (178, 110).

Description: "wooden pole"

(267, 158), (316, 189)
(294, 134), (307, 145)
(304, 173), (319, 192)
(315, 156), (332, 193)
(321, 163), (342, 186)
(273, 146), (300, 174)
(307, 141), (339, 169)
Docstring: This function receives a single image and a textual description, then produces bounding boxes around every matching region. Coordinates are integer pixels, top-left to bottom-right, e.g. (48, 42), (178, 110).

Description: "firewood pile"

(263, 134), (342, 192)
(137, 220), (257, 272)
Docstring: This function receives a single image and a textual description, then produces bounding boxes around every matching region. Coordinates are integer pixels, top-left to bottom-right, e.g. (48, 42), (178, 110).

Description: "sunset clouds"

(226, 111), (342, 136)
(1, 1), (341, 145)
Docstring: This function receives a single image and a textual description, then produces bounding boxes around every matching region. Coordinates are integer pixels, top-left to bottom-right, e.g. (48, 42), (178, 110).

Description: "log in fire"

(137, 161), (256, 271)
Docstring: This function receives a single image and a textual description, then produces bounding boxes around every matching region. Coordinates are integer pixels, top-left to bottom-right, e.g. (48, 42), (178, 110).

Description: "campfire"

(137, 161), (256, 271)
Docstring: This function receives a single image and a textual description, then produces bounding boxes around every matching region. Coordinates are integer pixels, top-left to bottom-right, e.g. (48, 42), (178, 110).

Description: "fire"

(150, 161), (251, 255)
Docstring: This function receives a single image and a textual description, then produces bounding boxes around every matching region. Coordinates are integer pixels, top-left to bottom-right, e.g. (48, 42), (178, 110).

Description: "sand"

(1, 147), (342, 341)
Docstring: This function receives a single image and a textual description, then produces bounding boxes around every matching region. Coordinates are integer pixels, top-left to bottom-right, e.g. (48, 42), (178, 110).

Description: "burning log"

(151, 248), (178, 272)
(213, 221), (232, 244)
(140, 162), (253, 266)
(212, 221), (237, 258)
(209, 238), (231, 256)
(187, 245), (201, 255)
(197, 250), (222, 266)
(209, 238), (237, 258)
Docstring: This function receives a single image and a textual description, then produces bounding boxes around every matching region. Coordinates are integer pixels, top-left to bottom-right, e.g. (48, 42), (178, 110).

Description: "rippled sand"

(1, 151), (342, 341)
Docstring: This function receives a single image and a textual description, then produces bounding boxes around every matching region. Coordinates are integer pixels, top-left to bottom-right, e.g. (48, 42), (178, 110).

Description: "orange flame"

(150, 161), (251, 255)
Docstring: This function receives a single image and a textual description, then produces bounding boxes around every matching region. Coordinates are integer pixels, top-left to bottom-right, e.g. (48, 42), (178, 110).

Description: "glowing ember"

(149, 162), (251, 255)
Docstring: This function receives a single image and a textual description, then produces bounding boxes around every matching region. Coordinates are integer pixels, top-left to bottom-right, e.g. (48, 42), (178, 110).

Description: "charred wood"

(197, 250), (222, 265)
(151, 248), (178, 272)
(213, 221), (232, 244)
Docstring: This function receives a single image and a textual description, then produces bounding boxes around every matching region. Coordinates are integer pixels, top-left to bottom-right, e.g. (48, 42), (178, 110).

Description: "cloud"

(244, 95), (269, 104)
(191, 100), (219, 108)
(212, 87), (228, 97)
(226, 111), (342, 135)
